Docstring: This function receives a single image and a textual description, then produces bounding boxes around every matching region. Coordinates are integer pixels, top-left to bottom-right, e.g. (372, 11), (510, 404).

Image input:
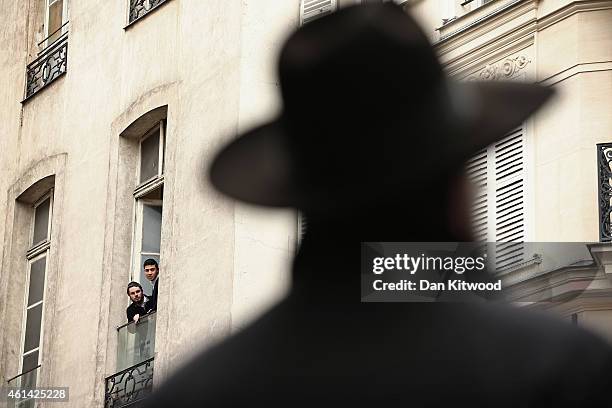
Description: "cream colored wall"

(578, 309), (612, 343)
(231, 0), (299, 332)
(414, 1), (612, 243)
(0, 0), (299, 406)
(534, 8), (612, 241)
(412, 0), (612, 338)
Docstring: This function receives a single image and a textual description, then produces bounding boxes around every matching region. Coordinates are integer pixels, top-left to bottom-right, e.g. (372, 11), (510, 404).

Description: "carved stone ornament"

(467, 55), (531, 81)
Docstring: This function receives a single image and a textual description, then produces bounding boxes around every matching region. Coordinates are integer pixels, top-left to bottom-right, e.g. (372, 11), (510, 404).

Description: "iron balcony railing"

(598, 143), (612, 242)
(128, 0), (169, 25)
(6, 365), (41, 408)
(23, 21), (69, 101)
(105, 358), (154, 408)
(105, 312), (156, 408)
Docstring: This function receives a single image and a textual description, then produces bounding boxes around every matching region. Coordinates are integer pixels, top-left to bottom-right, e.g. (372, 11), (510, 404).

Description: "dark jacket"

(148, 278), (158, 312)
(145, 249), (612, 407)
(126, 296), (153, 323)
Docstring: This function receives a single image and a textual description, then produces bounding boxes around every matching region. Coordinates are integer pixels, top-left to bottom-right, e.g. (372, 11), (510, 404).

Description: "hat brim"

(209, 81), (554, 208)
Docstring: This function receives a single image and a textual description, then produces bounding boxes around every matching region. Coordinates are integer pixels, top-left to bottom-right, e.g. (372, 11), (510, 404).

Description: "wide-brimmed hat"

(209, 3), (553, 211)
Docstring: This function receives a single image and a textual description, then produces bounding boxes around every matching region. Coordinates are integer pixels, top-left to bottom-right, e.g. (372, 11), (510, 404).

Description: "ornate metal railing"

(105, 358), (154, 408)
(598, 143), (612, 242)
(129, 0), (169, 24)
(24, 23), (69, 100)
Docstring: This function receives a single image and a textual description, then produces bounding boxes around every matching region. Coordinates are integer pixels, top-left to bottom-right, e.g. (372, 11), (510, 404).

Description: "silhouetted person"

(146, 4), (612, 406)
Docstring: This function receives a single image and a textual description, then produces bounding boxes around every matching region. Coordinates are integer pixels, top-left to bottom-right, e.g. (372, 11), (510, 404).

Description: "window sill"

(435, 0), (525, 44)
(134, 176), (164, 199)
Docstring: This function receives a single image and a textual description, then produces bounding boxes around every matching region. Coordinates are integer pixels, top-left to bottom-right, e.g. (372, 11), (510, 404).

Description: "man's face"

(144, 264), (159, 281)
(128, 286), (143, 303)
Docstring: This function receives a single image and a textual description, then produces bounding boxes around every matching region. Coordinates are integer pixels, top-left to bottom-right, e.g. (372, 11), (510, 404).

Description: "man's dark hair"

(144, 258), (158, 269)
(126, 281), (143, 295)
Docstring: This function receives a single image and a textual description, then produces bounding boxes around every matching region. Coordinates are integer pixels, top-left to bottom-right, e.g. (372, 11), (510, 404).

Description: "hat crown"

(279, 3), (443, 128)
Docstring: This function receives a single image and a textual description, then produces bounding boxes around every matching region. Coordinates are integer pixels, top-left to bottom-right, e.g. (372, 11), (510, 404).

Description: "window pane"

(27, 258), (46, 306)
(139, 255), (159, 295)
(22, 351), (39, 374)
(48, 0), (63, 43)
(141, 204), (162, 253)
(17, 397), (36, 408)
(161, 124), (166, 173)
(32, 198), (50, 245)
(24, 304), (43, 352)
(140, 130), (160, 183)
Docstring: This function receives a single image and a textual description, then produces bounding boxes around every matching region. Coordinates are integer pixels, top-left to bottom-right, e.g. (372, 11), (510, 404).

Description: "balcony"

(105, 312), (156, 408)
(128, 0), (170, 26)
(23, 22), (69, 101)
(598, 143), (612, 242)
(6, 365), (41, 408)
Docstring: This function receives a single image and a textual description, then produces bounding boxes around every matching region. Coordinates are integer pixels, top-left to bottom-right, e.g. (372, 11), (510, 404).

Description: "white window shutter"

(493, 127), (526, 270)
(494, 128), (525, 242)
(298, 212), (307, 240)
(467, 126), (526, 271)
(466, 149), (488, 242)
(300, 0), (338, 25)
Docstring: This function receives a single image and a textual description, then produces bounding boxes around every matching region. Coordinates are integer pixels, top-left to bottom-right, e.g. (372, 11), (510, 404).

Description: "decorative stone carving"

(467, 55), (531, 81)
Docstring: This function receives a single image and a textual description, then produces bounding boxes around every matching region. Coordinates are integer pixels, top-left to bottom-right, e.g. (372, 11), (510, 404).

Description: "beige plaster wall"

(231, 0), (299, 332)
(534, 7), (612, 241)
(1, 0), (299, 406)
(578, 309), (612, 344)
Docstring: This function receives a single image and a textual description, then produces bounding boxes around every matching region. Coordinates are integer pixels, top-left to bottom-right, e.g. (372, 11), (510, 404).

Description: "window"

(466, 127), (527, 270)
(441, 0), (456, 24)
(24, 0), (68, 99)
(297, 212), (308, 247)
(132, 121), (165, 295)
(300, 0), (338, 25)
(138, 124), (165, 186)
(128, 0), (170, 25)
(18, 192), (53, 391)
(45, 0), (68, 46)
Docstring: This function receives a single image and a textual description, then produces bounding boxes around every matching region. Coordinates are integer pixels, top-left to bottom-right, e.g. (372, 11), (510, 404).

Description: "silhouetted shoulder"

(146, 298), (612, 407)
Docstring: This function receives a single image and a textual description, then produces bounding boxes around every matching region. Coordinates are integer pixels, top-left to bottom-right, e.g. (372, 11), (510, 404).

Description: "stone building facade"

(1, 0), (611, 407)
(409, 0), (612, 340)
(0, 1), (301, 406)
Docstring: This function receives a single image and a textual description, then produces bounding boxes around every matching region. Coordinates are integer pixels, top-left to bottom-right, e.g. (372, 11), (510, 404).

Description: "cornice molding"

(539, 60), (612, 86)
(446, 28), (534, 78)
(435, 0), (536, 54)
(436, 0), (612, 79)
(537, 0), (612, 31)
(466, 54), (531, 81)
(436, 0), (527, 43)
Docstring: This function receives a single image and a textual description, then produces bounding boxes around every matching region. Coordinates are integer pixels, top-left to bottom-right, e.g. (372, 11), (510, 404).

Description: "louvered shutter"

(297, 212), (308, 245)
(466, 149), (488, 242)
(493, 128), (526, 270)
(300, 0), (337, 25)
(466, 127), (526, 271)
(494, 128), (525, 242)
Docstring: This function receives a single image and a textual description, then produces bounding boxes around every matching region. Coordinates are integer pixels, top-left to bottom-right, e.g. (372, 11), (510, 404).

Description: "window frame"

(134, 120), (165, 199)
(27, 191), (53, 260)
(18, 190), (54, 379)
(130, 119), (165, 293)
(44, 0), (68, 48)
(131, 198), (163, 287)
